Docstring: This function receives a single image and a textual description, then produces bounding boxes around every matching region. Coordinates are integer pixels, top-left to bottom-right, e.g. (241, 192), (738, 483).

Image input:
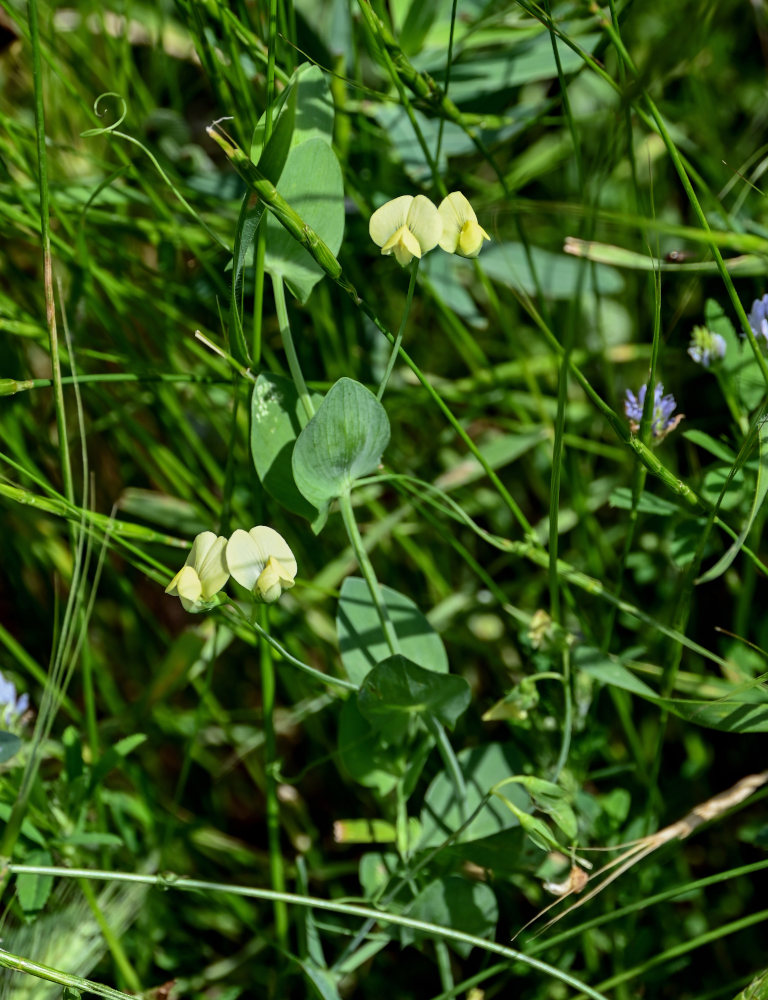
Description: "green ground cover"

(1, 0), (768, 997)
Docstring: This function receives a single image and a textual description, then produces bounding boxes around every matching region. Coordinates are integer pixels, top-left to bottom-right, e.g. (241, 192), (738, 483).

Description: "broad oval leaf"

(251, 63), (335, 162)
(357, 655), (471, 741)
(401, 877), (498, 958)
(293, 378), (390, 527)
(251, 372), (323, 521)
(337, 576), (448, 686)
(264, 138), (344, 303)
(480, 241), (623, 298)
(0, 730), (22, 764)
(418, 742), (530, 849)
(337, 697), (402, 795)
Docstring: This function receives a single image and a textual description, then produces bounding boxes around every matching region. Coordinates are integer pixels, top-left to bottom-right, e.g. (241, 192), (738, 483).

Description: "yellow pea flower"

(438, 191), (490, 258)
(369, 194), (443, 267)
(226, 526), (297, 603)
(166, 531), (229, 613)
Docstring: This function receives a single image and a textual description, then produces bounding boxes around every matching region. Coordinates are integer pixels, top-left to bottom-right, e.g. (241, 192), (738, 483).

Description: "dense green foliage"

(1, 0), (768, 997)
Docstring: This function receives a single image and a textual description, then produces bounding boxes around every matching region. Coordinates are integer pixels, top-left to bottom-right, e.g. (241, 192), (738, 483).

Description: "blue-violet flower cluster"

(624, 382), (683, 440)
(688, 325), (726, 368)
(748, 294), (768, 346)
(0, 672), (29, 728)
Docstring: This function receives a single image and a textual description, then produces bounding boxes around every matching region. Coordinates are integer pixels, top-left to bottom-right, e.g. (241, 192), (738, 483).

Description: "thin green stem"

(273, 273), (314, 421)
(602, 23), (768, 391)
(225, 604), (357, 691)
(338, 492), (399, 656)
(0, 948), (134, 1000)
(258, 604), (289, 946)
(5, 865), (611, 1000)
(252, 0), (278, 361)
(358, 0), (446, 198)
(434, 0), (459, 166)
(377, 260), (419, 399)
(426, 716), (467, 819)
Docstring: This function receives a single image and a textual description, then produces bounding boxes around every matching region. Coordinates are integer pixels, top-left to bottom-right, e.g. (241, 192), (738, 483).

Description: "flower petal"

(255, 556), (296, 603)
(457, 220), (491, 258)
(438, 192), (475, 252)
(171, 565), (203, 604)
(196, 536), (229, 599)
(226, 528), (264, 590)
(407, 195), (442, 253)
(248, 526), (297, 576)
(381, 225), (422, 266)
(226, 526), (297, 592)
(187, 531), (219, 572)
(369, 195), (413, 248)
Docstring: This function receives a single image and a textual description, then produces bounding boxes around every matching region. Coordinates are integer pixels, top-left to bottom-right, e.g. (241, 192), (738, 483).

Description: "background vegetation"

(1, 0), (768, 997)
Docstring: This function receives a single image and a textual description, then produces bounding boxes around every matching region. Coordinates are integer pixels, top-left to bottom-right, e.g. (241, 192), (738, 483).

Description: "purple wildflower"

(624, 382), (682, 440)
(0, 672), (29, 728)
(748, 294), (768, 345)
(688, 326), (726, 368)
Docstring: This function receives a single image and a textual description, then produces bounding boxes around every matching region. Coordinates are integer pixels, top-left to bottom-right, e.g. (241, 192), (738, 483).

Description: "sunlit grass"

(1, 0), (768, 998)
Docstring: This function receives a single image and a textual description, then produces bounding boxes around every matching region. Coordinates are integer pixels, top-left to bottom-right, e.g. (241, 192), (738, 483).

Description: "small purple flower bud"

(624, 382), (683, 440)
(747, 294), (768, 345)
(0, 672), (29, 728)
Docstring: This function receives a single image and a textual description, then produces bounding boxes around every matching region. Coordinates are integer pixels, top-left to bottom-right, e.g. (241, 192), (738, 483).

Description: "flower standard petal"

(226, 526), (297, 596)
(247, 526), (297, 573)
(369, 196), (413, 249)
(196, 535), (229, 599)
(406, 195), (442, 254)
(226, 528), (265, 591)
(186, 531), (218, 571)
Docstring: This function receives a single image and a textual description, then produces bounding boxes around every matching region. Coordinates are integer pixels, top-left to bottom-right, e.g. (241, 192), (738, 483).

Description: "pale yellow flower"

(369, 194), (442, 267)
(226, 526), (297, 603)
(438, 191), (490, 258)
(166, 531), (229, 613)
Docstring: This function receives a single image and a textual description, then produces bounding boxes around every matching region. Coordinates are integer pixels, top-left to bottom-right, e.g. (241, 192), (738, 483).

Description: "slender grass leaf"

(697, 418), (768, 583)
(682, 429), (736, 463)
(401, 0), (443, 55)
(255, 84), (297, 184)
(609, 488), (682, 516)
(229, 82), (298, 364)
(87, 734), (147, 796)
(576, 646), (768, 733)
(251, 63), (335, 161)
(298, 963), (342, 1000)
